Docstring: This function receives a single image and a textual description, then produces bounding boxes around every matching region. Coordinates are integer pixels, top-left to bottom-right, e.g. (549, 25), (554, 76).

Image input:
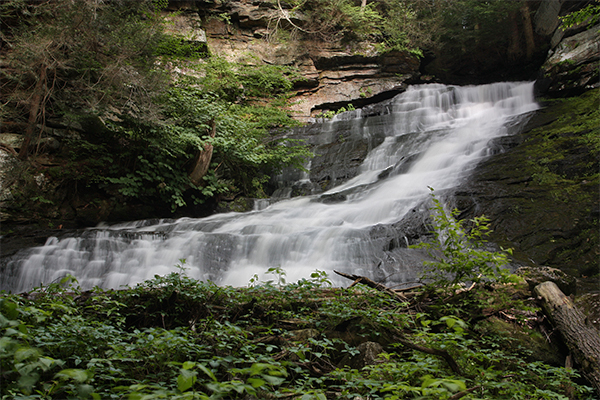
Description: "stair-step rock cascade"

(0, 82), (539, 293)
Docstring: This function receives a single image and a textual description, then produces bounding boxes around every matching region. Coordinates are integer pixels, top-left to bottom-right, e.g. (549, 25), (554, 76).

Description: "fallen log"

(534, 281), (600, 395)
(334, 270), (408, 302)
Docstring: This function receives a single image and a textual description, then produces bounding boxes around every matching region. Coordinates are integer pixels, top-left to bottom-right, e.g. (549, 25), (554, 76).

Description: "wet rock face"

(270, 108), (389, 194)
(452, 89), (599, 292)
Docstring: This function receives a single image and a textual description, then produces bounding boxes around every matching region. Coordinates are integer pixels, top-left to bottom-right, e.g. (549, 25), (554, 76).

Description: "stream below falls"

(1, 82), (540, 292)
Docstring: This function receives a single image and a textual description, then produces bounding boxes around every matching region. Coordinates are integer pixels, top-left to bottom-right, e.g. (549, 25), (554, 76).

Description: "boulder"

(516, 266), (577, 296)
(338, 341), (384, 369)
(544, 26), (600, 68)
(286, 328), (320, 342)
(574, 292), (600, 332)
(533, 0), (563, 37)
(0, 134), (60, 153)
(538, 25), (600, 95)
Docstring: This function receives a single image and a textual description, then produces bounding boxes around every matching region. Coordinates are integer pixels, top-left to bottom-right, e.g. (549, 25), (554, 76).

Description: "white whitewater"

(9, 82), (538, 291)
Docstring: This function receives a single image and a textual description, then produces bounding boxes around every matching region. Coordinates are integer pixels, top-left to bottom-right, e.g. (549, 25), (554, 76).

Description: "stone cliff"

(163, 0), (597, 118)
(0, 0), (597, 290)
(163, 0), (421, 121)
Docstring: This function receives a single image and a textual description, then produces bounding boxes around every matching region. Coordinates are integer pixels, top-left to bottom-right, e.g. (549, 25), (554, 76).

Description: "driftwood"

(334, 270), (408, 302)
(534, 281), (600, 395)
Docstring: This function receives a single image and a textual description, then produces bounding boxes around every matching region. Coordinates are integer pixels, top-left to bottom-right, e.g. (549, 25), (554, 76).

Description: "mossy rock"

(516, 266), (577, 296)
(454, 89), (599, 292)
(338, 341), (384, 369)
(325, 316), (396, 347)
(474, 316), (562, 366)
(216, 197), (255, 213)
(574, 292), (600, 332)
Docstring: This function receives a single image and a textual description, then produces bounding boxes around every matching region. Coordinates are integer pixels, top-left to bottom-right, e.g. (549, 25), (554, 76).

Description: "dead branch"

(334, 270), (408, 302)
(0, 144), (18, 156)
(534, 281), (600, 395)
(394, 335), (463, 375)
(449, 385), (481, 400)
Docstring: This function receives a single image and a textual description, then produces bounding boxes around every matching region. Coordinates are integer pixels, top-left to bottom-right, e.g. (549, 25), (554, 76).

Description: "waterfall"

(2, 82), (539, 292)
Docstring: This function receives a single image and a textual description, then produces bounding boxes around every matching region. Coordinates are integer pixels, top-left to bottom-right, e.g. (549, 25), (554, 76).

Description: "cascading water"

(1, 82), (539, 292)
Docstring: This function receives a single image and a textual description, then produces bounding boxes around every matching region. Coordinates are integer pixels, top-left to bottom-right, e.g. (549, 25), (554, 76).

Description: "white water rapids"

(5, 82), (539, 292)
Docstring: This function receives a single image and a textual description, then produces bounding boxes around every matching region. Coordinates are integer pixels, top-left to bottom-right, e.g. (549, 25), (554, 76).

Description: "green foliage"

(275, 0), (431, 55)
(0, 0), (169, 117)
(428, 0), (523, 60)
(185, 56), (301, 102)
(560, 1), (600, 29)
(316, 103), (356, 120)
(1, 265), (594, 400)
(0, 0), (311, 214)
(100, 58), (308, 209)
(155, 35), (209, 58)
(413, 189), (513, 289)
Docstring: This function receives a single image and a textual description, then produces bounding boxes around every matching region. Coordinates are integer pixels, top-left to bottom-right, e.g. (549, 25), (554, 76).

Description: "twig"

(334, 270), (408, 302)
(0, 144), (18, 156)
(276, 0), (323, 35)
(449, 385), (481, 400)
(395, 335), (462, 375)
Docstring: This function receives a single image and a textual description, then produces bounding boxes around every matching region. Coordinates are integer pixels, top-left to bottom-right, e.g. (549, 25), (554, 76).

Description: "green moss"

(526, 89), (599, 190)
(474, 90), (599, 285)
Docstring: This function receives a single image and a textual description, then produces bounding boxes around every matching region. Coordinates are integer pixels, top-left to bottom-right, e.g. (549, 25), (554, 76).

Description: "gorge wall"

(0, 0), (598, 291)
(161, 0), (598, 117)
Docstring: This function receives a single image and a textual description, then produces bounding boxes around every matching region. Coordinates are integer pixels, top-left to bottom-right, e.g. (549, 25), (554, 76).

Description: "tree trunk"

(189, 119), (217, 187)
(507, 10), (521, 62)
(520, 4), (536, 61)
(19, 66), (47, 160)
(534, 281), (600, 395)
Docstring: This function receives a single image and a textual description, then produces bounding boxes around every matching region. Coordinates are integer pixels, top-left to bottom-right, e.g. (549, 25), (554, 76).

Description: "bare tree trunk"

(507, 11), (521, 62)
(534, 281), (600, 396)
(19, 66), (47, 160)
(520, 4), (535, 61)
(189, 119), (217, 187)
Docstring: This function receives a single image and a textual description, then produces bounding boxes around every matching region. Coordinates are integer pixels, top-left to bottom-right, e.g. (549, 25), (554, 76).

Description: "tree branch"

(334, 270), (408, 302)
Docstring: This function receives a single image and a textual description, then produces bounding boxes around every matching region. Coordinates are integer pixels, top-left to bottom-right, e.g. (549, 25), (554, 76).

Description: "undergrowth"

(0, 269), (594, 399)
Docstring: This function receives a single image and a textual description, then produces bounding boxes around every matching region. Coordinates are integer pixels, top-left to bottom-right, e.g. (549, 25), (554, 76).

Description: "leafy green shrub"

(560, 1), (600, 29)
(1, 266), (593, 399)
(413, 189), (513, 289)
(155, 35), (209, 58)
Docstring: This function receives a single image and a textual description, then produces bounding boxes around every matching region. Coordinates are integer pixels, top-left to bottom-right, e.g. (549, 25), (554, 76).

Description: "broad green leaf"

(177, 369), (197, 392)
(197, 364), (217, 382)
(246, 377), (266, 388)
(15, 347), (41, 362)
(55, 368), (90, 383)
(182, 361), (196, 370)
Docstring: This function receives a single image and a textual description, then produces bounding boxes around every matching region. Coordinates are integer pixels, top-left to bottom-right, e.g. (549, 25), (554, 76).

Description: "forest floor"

(0, 269), (597, 399)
